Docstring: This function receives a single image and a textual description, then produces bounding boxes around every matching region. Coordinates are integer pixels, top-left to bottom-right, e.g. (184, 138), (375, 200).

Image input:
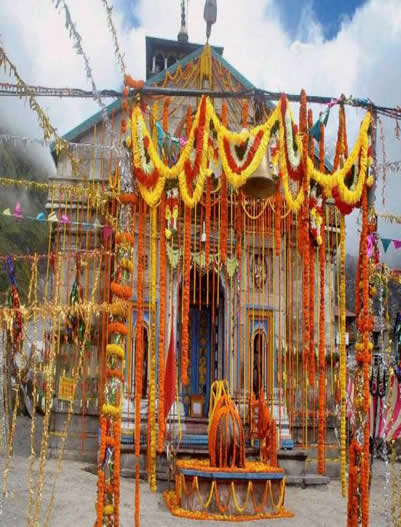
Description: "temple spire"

(177, 0), (189, 43)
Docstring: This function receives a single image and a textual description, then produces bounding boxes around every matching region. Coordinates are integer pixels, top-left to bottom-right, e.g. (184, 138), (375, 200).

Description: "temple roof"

(52, 40), (253, 157)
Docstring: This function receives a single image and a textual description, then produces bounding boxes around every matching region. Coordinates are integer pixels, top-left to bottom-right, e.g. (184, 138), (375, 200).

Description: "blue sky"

(275, 0), (367, 40)
(0, 0), (400, 261)
(115, 0), (368, 42)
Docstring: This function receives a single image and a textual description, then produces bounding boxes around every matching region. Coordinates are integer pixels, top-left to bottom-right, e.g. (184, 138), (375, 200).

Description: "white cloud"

(1, 0), (401, 261)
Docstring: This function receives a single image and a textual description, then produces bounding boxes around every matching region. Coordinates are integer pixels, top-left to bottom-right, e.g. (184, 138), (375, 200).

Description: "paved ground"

(0, 417), (389, 526)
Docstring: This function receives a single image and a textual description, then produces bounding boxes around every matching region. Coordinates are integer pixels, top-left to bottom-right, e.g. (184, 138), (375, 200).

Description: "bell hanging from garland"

(242, 146), (278, 199)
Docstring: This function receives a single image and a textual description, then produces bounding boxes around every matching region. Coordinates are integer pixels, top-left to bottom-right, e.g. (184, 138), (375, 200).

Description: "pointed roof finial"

(178, 0), (189, 43)
(204, 0), (217, 43)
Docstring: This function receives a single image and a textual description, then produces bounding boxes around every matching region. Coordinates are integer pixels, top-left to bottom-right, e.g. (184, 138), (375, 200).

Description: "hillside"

(0, 141), (52, 302)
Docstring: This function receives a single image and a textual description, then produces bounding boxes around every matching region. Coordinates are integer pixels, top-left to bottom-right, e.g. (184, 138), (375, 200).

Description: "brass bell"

(241, 147), (278, 199)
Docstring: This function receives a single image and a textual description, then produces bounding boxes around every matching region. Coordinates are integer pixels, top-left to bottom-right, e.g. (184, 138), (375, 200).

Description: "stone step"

(305, 458), (341, 479)
(286, 474), (329, 487)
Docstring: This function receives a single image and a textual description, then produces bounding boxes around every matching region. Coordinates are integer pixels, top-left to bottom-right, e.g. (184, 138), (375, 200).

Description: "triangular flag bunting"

(36, 212), (46, 221)
(393, 239), (401, 249)
(3, 208), (11, 216)
(14, 202), (23, 219)
(48, 212), (58, 222)
(381, 238), (392, 253)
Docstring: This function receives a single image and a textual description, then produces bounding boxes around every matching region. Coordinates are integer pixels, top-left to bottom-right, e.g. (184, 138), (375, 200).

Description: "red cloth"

(164, 323), (176, 421)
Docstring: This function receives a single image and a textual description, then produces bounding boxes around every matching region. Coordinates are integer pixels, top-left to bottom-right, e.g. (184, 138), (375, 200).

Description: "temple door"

(182, 306), (211, 417)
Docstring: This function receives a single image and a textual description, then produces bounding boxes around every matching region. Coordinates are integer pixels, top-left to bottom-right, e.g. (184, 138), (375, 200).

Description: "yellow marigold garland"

(339, 215), (347, 495)
(128, 96), (372, 213)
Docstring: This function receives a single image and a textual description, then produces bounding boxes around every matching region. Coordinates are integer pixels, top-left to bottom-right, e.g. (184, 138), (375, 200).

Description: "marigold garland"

(317, 216), (326, 474)
(134, 200), (145, 525)
(163, 96), (170, 133)
(106, 343), (125, 360)
(221, 101), (227, 128)
(186, 104), (192, 137)
(128, 95), (372, 213)
(181, 206), (191, 385)
(164, 473), (293, 521)
(113, 420), (121, 526)
(176, 459), (284, 474)
(309, 241), (315, 387)
(204, 177), (211, 269)
(274, 195), (282, 256)
(242, 99), (249, 129)
(157, 195), (167, 452)
(107, 322), (128, 336)
(339, 215), (347, 494)
(220, 172), (228, 264)
(119, 193), (137, 205)
(110, 282), (132, 300)
(115, 232), (135, 246)
(102, 404), (122, 417)
(148, 207), (158, 491)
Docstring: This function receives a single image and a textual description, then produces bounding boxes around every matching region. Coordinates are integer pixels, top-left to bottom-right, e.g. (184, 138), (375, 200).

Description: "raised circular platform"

(164, 459), (294, 521)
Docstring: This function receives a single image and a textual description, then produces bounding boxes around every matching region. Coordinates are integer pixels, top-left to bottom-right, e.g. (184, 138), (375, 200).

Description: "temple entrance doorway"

(180, 270), (225, 418)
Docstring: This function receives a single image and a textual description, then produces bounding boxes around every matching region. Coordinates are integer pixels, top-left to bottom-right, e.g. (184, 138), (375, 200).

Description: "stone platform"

(164, 459), (294, 521)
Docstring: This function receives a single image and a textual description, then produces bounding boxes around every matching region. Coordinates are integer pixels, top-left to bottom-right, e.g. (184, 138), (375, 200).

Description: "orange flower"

(163, 97), (170, 133)
(274, 195), (282, 256)
(119, 194), (137, 206)
(309, 240), (315, 386)
(221, 101), (227, 128)
(220, 172), (228, 264)
(317, 216), (326, 474)
(158, 195), (167, 451)
(205, 177), (211, 269)
(181, 206), (191, 386)
(135, 201), (145, 457)
(107, 322), (128, 336)
(186, 105), (192, 137)
(111, 282), (132, 300)
(242, 99), (249, 129)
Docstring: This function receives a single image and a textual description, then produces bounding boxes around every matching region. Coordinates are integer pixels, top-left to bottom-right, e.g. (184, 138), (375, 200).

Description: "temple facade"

(47, 27), (339, 464)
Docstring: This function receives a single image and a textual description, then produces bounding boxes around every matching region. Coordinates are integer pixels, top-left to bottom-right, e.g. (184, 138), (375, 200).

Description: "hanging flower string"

(96, 197), (133, 526)
(128, 95), (373, 214)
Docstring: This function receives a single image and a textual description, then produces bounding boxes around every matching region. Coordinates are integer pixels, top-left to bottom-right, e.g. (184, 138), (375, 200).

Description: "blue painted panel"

(182, 306), (211, 417)
(179, 469), (284, 481)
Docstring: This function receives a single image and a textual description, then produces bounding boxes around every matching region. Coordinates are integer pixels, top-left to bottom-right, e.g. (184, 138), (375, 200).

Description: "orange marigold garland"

(235, 192), (243, 261)
(163, 96), (170, 133)
(96, 202), (133, 527)
(339, 215), (347, 494)
(317, 214), (326, 474)
(181, 206), (191, 385)
(274, 194), (282, 256)
(220, 172), (228, 264)
(186, 104), (192, 137)
(348, 186), (374, 527)
(204, 176), (211, 270)
(220, 101), (228, 264)
(242, 99), (249, 129)
(299, 90), (311, 427)
(157, 195), (167, 452)
(308, 108), (314, 158)
(308, 240), (315, 387)
(221, 101), (227, 128)
(134, 200), (145, 526)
